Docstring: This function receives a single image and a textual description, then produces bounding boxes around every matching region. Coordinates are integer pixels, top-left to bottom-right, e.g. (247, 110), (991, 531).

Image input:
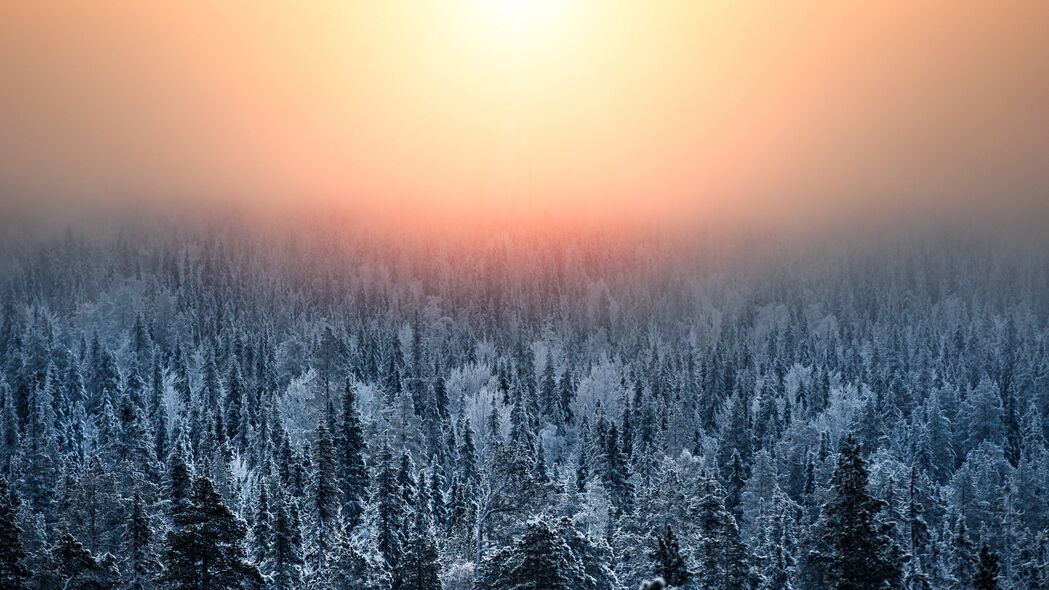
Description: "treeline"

(0, 225), (1046, 589)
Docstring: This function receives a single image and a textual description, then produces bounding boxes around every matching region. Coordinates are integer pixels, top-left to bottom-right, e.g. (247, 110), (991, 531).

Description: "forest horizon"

(0, 217), (1048, 590)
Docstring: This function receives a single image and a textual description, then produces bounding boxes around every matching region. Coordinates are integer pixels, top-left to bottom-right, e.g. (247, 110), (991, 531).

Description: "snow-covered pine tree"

(268, 487), (305, 590)
(693, 474), (755, 590)
(815, 435), (904, 590)
(401, 502), (443, 590)
(307, 418), (343, 580)
(0, 477), (31, 589)
(337, 380), (369, 530)
(972, 544), (1000, 590)
(162, 476), (262, 590)
(375, 440), (407, 584)
(122, 489), (162, 590)
(475, 518), (586, 590)
(53, 530), (120, 590)
(650, 523), (690, 588)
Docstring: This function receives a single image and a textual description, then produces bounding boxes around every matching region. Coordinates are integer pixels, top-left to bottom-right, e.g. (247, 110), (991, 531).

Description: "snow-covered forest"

(0, 224), (1047, 590)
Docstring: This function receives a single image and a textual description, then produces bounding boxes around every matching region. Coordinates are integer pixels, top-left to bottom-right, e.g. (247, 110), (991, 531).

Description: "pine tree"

(946, 515), (976, 590)
(375, 441), (407, 583)
(309, 419), (343, 575)
(65, 455), (126, 560)
(320, 495), (392, 587)
(558, 365), (575, 426)
(88, 340), (120, 415)
(16, 368), (61, 511)
(122, 489), (162, 590)
(694, 474), (754, 590)
(540, 350), (558, 421)
(650, 524), (690, 588)
(165, 430), (193, 517)
(1014, 527), (1048, 590)
(428, 464), (448, 532)
(972, 545), (1000, 590)
(906, 465), (931, 570)
(0, 478), (31, 590)
(560, 517), (618, 590)
(576, 424), (591, 494)
(475, 518), (587, 590)
(398, 450), (419, 514)
(249, 485), (273, 570)
(172, 346), (192, 412)
(337, 381), (369, 529)
(116, 380), (160, 494)
(756, 498), (799, 590)
(224, 362), (247, 452)
(162, 476), (262, 590)
(324, 527), (392, 590)
(719, 393), (753, 472)
(53, 530), (120, 590)
(958, 376), (1005, 457)
(0, 386), (20, 473)
(815, 435), (904, 590)
(268, 489), (304, 590)
(603, 425), (634, 516)
(315, 325), (348, 389)
(201, 349), (222, 411)
(456, 409), (478, 487)
(401, 508), (443, 590)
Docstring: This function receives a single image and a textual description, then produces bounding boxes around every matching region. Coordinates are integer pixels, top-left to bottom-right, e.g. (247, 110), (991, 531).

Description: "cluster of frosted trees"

(0, 224), (1046, 589)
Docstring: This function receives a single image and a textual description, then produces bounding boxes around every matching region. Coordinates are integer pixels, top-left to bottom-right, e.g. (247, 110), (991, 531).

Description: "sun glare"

(478, 0), (559, 41)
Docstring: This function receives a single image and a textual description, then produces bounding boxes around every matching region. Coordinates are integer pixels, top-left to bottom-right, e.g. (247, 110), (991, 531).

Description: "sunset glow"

(477, 0), (560, 40)
(1, 1), (1048, 227)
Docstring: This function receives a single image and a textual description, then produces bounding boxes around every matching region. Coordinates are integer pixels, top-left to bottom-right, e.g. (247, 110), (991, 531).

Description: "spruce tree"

(475, 518), (586, 590)
(65, 455), (125, 561)
(456, 410), (478, 487)
(0, 386), (20, 473)
(224, 363), (246, 452)
(375, 441), (407, 583)
(53, 530), (120, 590)
(694, 475), (754, 590)
(603, 425), (634, 516)
(559, 517), (618, 590)
(816, 435), (904, 590)
(946, 516), (976, 590)
(309, 419), (343, 576)
(122, 490), (162, 590)
(540, 350), (558, 421)
(148, 352), (168, 463)
(324, 530), (392, 590)
(322, 495), (391, 588)
(401, 508), (443, 590)
(0, 478), (31, 590)
(558, 366), (575, 426)
(172, 347), (192, 413)
(337, 380), (369, 529)
(249, 485), (273, 569)
(428, 464), (448, 531)
(268, 489), (304, 590)
(972, 545), (1000, 590)
(650, 524), (690, 588)
(163, 476), (262, 590)
(165, 429), (193, 517)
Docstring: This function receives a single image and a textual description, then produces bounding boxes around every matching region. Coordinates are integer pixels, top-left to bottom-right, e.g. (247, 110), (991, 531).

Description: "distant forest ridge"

(0, 221), (1046, 589)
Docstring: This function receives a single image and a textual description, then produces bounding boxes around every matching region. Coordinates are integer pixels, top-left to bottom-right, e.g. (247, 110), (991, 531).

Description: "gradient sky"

(2, 1), (1047, 225)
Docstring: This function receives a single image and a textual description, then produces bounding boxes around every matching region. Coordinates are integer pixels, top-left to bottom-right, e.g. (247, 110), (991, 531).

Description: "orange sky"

(1, 1), (1047, 226)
